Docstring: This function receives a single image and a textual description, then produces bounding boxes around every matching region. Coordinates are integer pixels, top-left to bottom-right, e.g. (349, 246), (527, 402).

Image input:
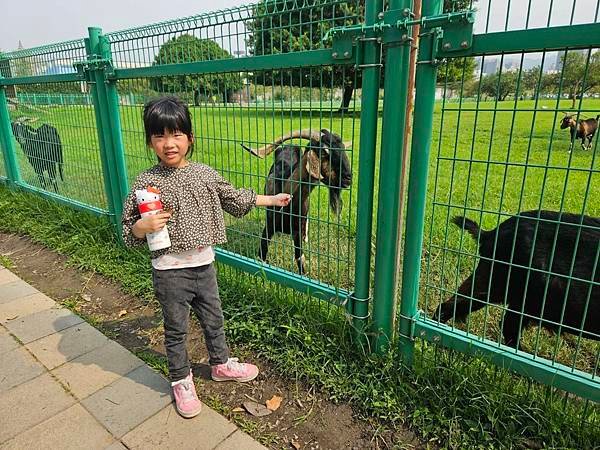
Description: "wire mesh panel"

(0, 41), (109, 211)
(6, 84), (108, 210)
(109, 0), (362, 293)
(419, 0), (600, 387)
(0, 39), (85, 79)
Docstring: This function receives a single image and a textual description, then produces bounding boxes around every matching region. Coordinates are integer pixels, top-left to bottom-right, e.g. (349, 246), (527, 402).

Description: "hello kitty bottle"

(135, 186), (171, 251)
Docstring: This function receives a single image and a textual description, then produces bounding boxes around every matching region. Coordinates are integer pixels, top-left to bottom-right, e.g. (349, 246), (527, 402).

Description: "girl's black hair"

(142, 95), (194, 158)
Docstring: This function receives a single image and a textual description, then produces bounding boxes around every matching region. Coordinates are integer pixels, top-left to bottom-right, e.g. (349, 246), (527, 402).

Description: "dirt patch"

(0, 232), (422, 449)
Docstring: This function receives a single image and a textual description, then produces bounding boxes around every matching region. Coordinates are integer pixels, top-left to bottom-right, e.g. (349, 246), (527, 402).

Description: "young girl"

(121, 96), (291, 419)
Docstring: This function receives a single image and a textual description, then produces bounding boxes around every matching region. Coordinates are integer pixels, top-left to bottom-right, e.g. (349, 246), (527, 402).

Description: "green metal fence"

(0, 0), (598, 406)
(399, 0), (600, 403)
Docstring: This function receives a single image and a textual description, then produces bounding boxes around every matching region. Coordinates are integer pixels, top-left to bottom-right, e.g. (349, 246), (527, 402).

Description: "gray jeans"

(152, 264), (229, 381)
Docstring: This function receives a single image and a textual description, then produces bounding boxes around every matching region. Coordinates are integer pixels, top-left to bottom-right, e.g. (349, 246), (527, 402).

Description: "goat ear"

(305, 150), (323, 180)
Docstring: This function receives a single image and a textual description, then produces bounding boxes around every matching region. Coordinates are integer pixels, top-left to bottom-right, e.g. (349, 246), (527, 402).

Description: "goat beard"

(329, 188), (343, 216)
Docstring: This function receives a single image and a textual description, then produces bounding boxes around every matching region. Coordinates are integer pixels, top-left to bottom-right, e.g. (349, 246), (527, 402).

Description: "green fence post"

(0, 82), (21, 185)
(87, 27), (129, 234)
(397, 0), (443, 364)
(371, 0), (413, 353)
(352, 0), (384, 347)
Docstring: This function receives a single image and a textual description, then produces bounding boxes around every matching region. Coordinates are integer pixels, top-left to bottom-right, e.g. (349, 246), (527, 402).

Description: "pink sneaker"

(211, 357), (259, 382)
(171, 371), (202, 418)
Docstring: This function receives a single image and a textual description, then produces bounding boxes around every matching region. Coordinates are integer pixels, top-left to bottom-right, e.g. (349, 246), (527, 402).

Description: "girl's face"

(150, 129), (193, 168)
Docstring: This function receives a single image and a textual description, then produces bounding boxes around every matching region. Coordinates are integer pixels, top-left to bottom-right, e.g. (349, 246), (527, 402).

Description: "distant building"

(482, 58), (498, 75)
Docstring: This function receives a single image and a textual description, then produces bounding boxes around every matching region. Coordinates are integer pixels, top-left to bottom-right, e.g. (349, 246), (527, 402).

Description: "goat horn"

(241, 129), (322, 158)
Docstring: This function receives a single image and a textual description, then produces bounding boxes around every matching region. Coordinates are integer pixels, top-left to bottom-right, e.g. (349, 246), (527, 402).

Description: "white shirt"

(152, 246), (215, 270)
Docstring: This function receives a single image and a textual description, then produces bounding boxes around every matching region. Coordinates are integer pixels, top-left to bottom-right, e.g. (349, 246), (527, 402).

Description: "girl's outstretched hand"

(271, 193), (292, 207)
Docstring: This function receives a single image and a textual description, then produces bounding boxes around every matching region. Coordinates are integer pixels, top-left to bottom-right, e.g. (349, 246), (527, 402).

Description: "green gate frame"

(396, 6), (600, 403)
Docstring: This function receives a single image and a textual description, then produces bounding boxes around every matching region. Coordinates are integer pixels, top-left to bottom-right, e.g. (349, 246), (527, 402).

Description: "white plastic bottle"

(135, 187), (171, 251)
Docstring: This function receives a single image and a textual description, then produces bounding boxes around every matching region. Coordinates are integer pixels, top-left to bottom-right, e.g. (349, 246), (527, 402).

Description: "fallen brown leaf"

(232, 407), (245, 413)
(243, 401), (272, 417)
(291, 440), (301, 449)
(266, 395), (283, 411)
(118, 309), (127, 318)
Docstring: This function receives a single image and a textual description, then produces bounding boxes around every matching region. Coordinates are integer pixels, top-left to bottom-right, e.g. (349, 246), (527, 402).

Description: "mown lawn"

(6, 96), (600, 374)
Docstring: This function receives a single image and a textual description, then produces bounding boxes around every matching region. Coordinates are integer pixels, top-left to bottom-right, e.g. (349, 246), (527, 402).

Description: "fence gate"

(391, 0), (600, 403)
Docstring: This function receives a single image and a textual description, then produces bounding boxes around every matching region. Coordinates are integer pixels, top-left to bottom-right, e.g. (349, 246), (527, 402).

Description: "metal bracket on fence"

(73, 55), (115, 81)
(330, 28), (364, 64)
(434, 11), (475, 54)
(326, 9), (474, 61)
(416, 28), (443, 66)
(397, 310), (422, 341)
(381, 7), (414, 45)
(346, 291), (372, 320)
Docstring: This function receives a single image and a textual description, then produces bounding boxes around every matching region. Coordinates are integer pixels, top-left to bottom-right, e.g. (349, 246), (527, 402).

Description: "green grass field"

(6, 96), (600, 375)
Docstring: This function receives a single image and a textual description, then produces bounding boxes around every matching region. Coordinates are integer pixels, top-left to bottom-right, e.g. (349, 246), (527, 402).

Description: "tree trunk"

(338, 84), (354, 112)
(570, 82), (580, 109)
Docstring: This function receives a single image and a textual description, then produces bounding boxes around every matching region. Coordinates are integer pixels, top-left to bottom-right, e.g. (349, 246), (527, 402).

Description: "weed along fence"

(0, 0), (598, 409)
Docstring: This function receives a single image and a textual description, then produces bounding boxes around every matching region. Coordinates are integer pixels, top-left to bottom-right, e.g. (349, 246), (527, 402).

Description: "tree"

(246, 0), (362, 111)
(151, 34), (243, 103)
(521, 66), (557, 99)
(437, 56), (477, 92)
(559, 51), (600, 108)
(246, 0), (477, 111)
(522, 66), (542, 97)
(479, 70), (519, 101)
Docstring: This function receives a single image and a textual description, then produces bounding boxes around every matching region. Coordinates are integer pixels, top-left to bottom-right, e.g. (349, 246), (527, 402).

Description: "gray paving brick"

(25, 321), (110, 370)
(0, 281), (38, 304)
(0, 372), (75, 443)
(0, 328), (19, 355)
(0, 403), (114, 450)
(52, 340), (145, 400)
(0, 293), (56, 323)
(215, 430), (269, 450)
(0, 269), (19, 286)
(122, 403), (238, 450)
(81, 364), (171, 438)
(4, 306), (84, 344)
(0, 347), (45, 393)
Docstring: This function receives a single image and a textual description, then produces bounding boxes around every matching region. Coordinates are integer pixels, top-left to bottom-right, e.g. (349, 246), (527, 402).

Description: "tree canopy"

(557, 51), (600, 108)
(151, 34), (243, 102)
(246, 0), (476, 110)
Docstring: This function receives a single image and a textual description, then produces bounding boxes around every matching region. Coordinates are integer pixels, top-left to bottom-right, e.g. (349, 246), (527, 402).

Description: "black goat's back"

(463, 210), (599, 338)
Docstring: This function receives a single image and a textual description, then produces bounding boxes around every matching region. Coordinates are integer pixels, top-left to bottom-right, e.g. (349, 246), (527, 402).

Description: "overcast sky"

(0, 0), (248, 52)
(1, 0), (597, 53)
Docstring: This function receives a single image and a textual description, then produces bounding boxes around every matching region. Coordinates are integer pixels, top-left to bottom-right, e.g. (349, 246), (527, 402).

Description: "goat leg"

(36, 171), (48, 191)
(259, 226), (272, 262)
(501, 309), (530, 349)
(434, 269), (491, 322)
(292, 232), (305, 275)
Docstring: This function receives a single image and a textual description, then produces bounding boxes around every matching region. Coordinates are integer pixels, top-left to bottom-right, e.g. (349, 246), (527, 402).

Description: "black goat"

(11, 121), (64, 193)
(241, 129), (352, 274)
(559, 113), (599, 151)
(434, 210), (599, 349)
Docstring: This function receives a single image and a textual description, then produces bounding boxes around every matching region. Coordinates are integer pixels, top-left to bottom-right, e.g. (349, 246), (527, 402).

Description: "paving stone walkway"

(0, 265), (267, 450)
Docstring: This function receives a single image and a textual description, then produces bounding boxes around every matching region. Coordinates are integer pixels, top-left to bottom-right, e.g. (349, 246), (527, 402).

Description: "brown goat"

(241, 129), (352, 274)
(559, 113), (599, 151)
